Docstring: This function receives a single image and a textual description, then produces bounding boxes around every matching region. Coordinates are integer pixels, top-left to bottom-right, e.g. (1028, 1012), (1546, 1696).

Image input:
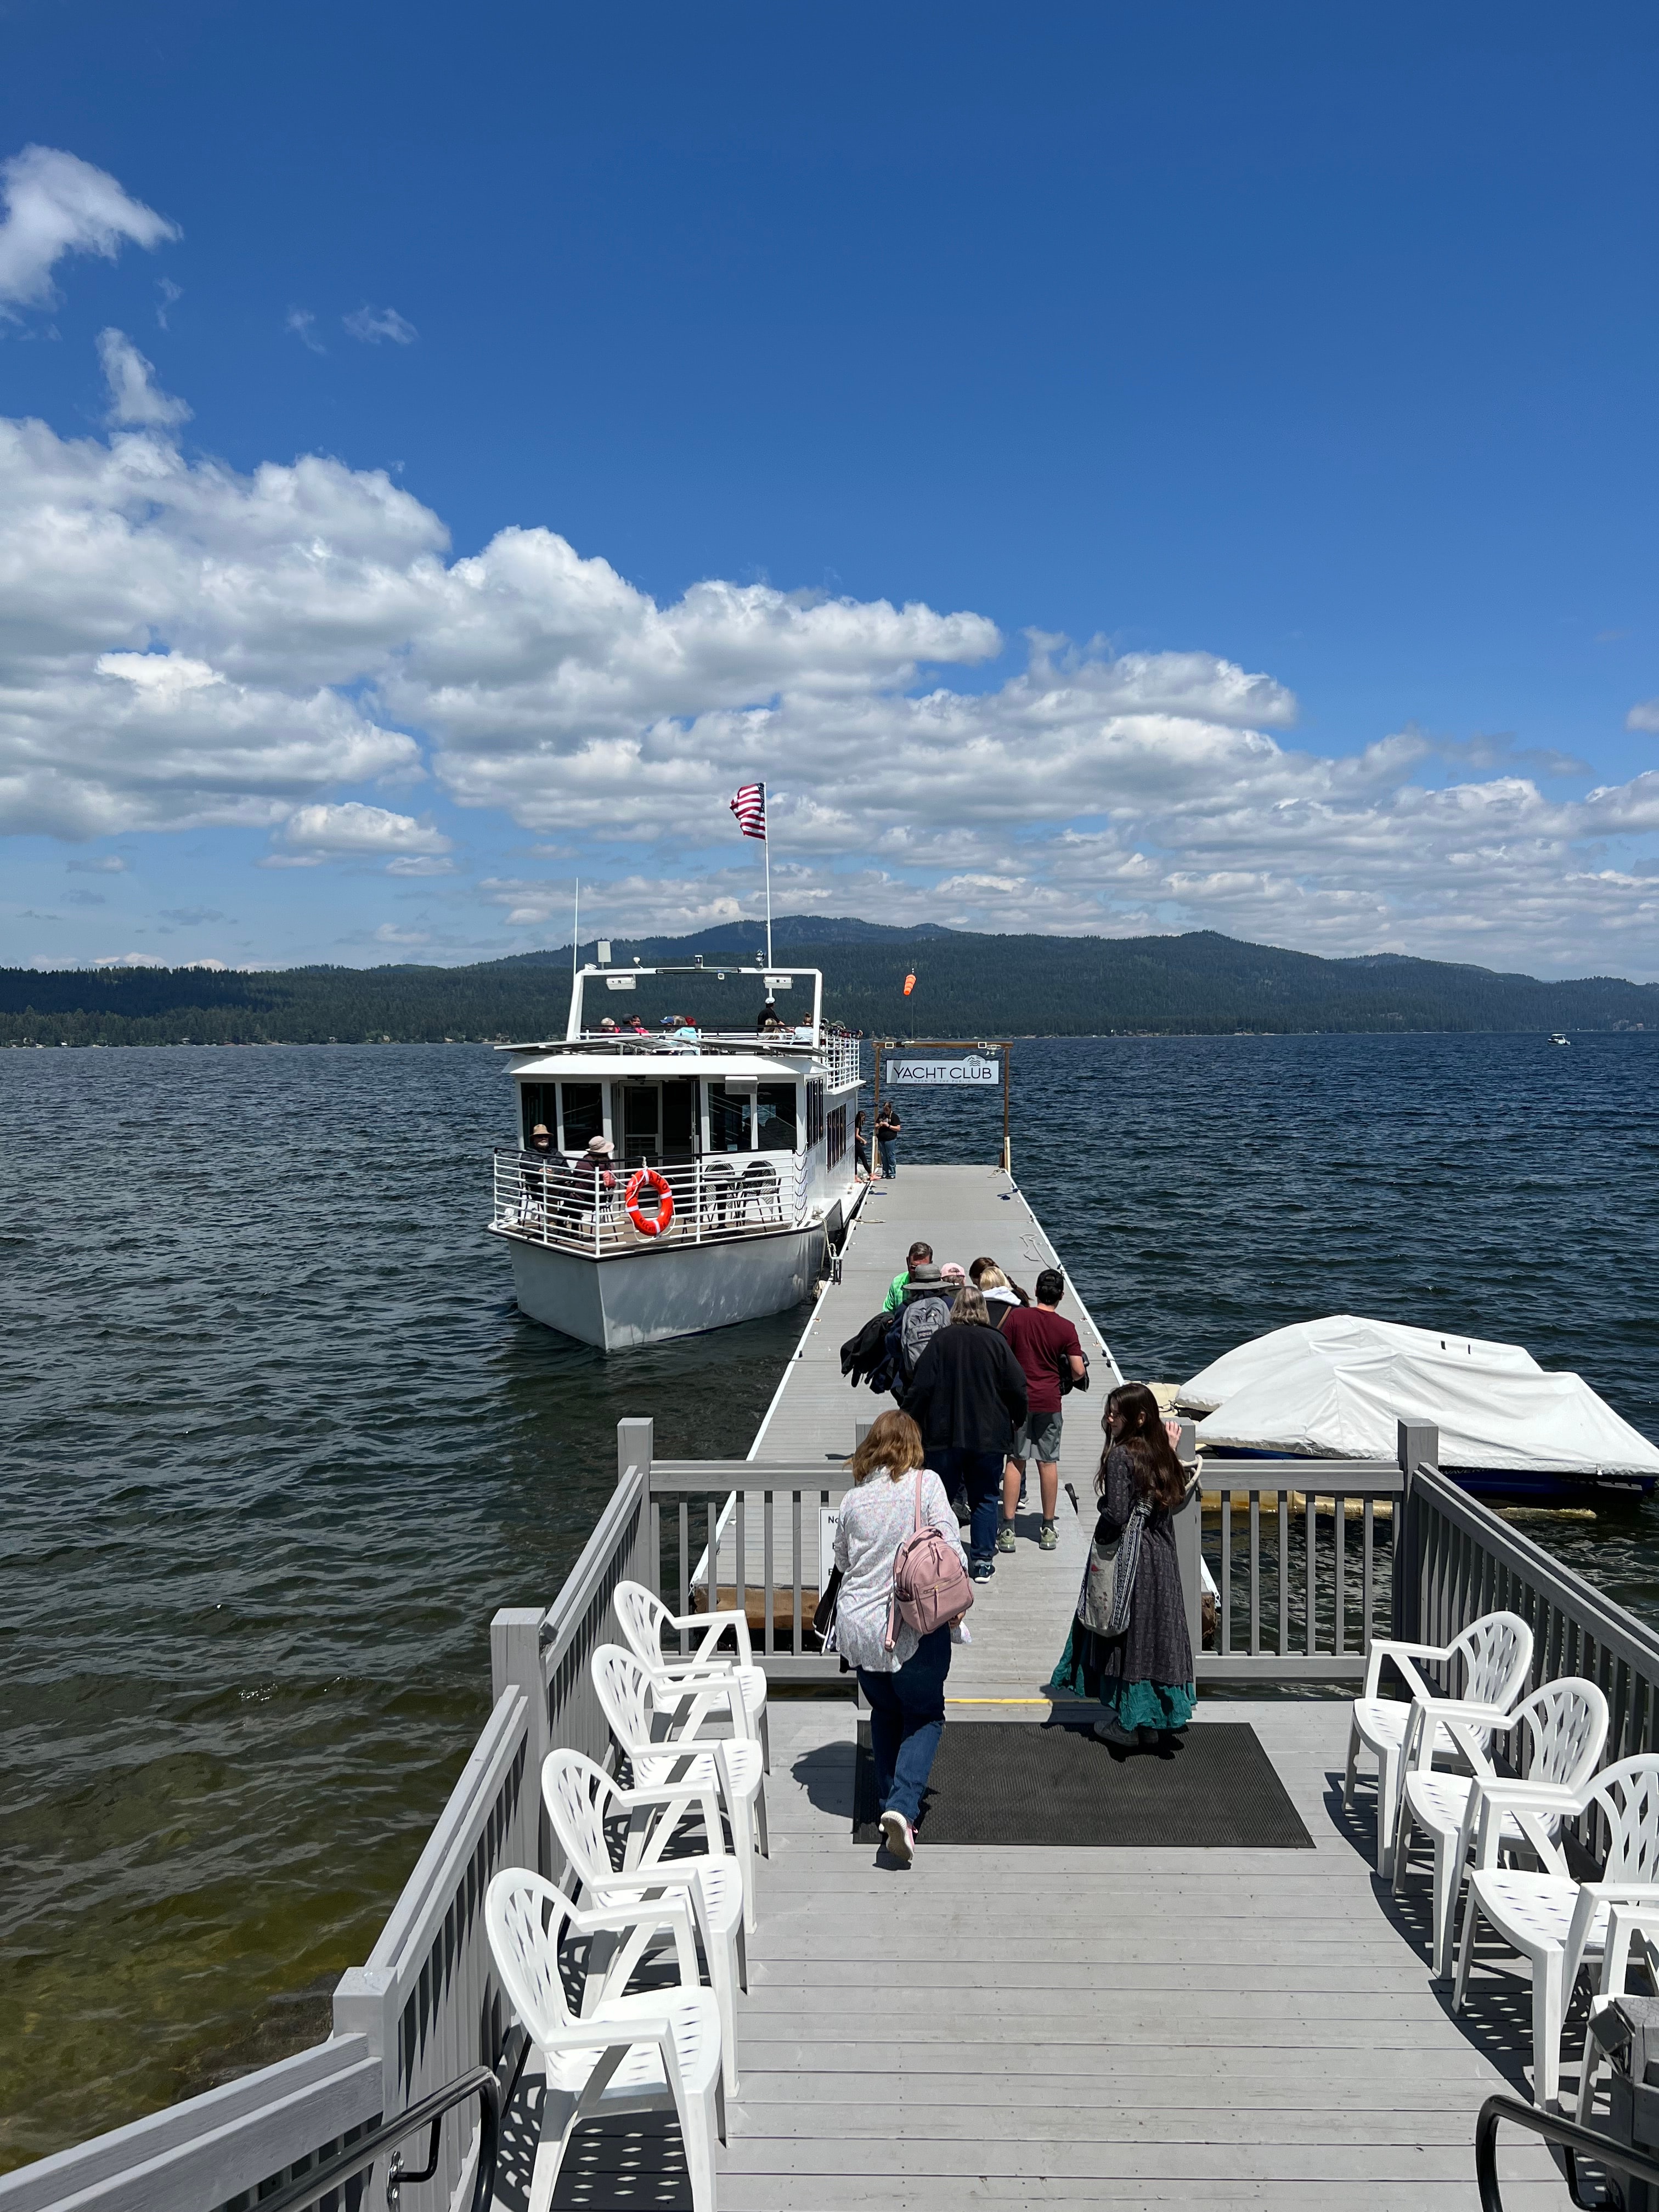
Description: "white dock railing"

(491, 1148), (810, 1256)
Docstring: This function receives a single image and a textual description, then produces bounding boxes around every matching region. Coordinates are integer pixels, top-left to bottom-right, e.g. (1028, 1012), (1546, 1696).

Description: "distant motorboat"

(1176, 1314), (1659, 1503)
(1549, 1032), (1570, 1046)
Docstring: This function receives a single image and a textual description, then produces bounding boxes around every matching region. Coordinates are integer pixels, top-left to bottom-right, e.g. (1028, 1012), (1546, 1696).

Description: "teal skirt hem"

(1105, 1678), (1196, 1731)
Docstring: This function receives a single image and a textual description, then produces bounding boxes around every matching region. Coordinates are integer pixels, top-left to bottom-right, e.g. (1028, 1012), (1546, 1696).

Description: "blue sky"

(1, 2), (1656, 974)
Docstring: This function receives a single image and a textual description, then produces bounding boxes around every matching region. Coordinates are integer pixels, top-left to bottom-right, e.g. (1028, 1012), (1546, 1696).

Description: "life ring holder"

(624, 1167), (675, 1239)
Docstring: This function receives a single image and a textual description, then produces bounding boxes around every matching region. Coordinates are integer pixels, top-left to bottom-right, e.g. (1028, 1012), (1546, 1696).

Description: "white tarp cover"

(1178, 1314), (1659, 1475)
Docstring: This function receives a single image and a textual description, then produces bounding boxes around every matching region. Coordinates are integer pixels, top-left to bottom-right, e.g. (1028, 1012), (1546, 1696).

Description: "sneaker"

(970, 1559), (996, 1583)
(995, 1521), (1017, 1554)
(1093, 1711), (1137, 1749)
(1039, 1520), (1059, 1551)
(879, 1809), (915, 1866)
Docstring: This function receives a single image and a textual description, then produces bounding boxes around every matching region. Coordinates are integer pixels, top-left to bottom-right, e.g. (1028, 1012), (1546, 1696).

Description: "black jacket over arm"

(904, 1323), (1029, 1454)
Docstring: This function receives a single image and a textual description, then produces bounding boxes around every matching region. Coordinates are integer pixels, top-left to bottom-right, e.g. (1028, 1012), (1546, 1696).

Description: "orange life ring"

(624, 1167), (675, 1238)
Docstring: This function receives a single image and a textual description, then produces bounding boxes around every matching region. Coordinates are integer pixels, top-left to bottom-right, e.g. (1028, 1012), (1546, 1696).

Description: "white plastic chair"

(614, 1578), (770, 1771)
(1576, 1902), (1659, 2124)
(1344, 1610), (1532, 1877)
(484, 1867), (724, 2212)
(592, 1643), (769, 1931)
(544, 1747), (747, 2097)
(1454, 1753), (1659, 2108)
(1395, 1675), (1607, 1979)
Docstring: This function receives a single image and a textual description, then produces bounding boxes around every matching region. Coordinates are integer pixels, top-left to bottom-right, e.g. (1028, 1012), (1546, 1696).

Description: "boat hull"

(1199, 1443), (1655, 1504)
(496, 1222), (827, 1350)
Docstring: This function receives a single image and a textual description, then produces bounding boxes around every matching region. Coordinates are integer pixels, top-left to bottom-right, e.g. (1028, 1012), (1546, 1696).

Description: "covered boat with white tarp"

(1177, 1313), (1659, 1501)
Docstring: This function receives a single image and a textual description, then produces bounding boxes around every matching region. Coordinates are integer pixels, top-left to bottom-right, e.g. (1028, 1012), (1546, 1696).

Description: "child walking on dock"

(832, 1411), (968, 1865)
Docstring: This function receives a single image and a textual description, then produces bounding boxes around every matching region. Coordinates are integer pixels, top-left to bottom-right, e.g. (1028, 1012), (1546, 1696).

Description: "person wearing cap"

(755, 996), (782, 1034)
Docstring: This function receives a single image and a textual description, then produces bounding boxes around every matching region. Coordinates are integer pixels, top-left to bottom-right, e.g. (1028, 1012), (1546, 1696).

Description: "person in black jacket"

(904, 1286), (1028, 1581)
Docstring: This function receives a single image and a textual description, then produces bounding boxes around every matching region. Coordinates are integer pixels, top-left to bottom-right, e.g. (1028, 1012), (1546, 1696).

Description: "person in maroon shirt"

(998, 1267), (1085, 1551)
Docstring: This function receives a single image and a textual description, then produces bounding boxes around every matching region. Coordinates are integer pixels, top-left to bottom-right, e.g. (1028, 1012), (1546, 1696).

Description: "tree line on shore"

(3, 923), (1655, 1045)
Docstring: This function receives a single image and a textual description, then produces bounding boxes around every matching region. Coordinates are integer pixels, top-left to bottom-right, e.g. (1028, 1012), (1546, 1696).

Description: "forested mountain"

(3, 923), (1656, 1046)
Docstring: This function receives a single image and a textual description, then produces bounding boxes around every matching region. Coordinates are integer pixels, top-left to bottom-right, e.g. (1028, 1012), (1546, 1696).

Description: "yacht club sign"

(884, 1054), (1000, 1085)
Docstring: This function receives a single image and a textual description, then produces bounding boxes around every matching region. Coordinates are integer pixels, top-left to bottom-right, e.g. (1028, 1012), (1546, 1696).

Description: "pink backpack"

(885, 1470), (974, 1649)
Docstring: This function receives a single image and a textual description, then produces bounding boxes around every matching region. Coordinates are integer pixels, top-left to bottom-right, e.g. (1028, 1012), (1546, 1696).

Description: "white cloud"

(1629, 698), (1659, 735)
(373, 921), (430, 944)
(6, 341), (1659, 972)
(97, 329), (193, 429)
(344, 304), (417, 345)
(286, 307), (325, 354)
(0, 146), (178, 312)
(92, 950), (166, 967)
(279, 800), (452, 859)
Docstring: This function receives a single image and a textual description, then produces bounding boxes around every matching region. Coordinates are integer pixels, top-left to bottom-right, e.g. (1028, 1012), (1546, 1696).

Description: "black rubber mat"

(852, 1718), (1314, 1848)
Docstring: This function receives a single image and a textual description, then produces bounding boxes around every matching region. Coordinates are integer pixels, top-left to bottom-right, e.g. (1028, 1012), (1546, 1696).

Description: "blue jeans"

(859, 1627), (951, 1824)
(931, 1446), (1003, 1565)
(878, 1137), (898, 1177)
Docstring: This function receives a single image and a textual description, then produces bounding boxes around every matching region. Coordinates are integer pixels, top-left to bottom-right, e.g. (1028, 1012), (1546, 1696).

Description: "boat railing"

(490, 1147), (811, 1256)
(822, 1030), (862, 1088)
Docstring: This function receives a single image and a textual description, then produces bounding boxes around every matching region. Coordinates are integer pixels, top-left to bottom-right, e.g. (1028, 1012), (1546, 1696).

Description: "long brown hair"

(846, 1409), (926, 1483)
(1098, 1382), (1186, 1511)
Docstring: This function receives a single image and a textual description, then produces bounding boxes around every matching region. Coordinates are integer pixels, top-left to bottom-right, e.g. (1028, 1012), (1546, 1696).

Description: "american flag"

(729, 782), (767, 842)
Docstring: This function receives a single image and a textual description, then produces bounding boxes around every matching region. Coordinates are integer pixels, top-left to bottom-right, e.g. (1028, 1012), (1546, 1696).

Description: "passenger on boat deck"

(755, 996), (782, 1033)
(519, 1124), (557, 1207)
(904, 1287), (1028, 1582)
(854, 1110), (871, 1180)
(599, 1015), (618, 1032)
(832, 1410), (968, 1868)
(882, 1240), (934, 1314)
(571, 1133), (617, 1199)
(625, 1013), (649, 1035)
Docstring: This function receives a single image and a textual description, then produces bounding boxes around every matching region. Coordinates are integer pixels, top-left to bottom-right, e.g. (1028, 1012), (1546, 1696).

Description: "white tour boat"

(487, 958), (865, 1349)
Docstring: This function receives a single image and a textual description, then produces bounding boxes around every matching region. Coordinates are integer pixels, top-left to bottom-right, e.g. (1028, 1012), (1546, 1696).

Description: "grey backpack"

(898, 1294), (951, 1380)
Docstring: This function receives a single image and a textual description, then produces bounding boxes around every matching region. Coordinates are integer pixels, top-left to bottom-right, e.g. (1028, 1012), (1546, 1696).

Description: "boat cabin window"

(707, 1084), (753, 1153)
(520, 1082), (555, 1147)
(756, 1083), (798, 1152)
(559, 1082), (605, 1152)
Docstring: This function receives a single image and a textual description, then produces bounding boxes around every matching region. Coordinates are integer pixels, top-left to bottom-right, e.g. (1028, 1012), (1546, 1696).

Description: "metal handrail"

(1475, 2091), (1659, 2211)
(249, 2036), (518, 2212)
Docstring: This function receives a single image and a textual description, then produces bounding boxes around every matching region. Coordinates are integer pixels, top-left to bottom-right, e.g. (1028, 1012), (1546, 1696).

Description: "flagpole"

(762, 785), (773, 970)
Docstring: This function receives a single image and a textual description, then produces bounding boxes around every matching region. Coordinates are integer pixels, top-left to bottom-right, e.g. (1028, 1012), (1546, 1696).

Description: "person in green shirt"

(882, 1240), (934, 1314)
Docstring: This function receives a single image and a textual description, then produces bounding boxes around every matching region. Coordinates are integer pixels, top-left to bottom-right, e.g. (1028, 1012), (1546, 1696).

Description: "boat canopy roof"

(1178, 1313), (1659, 1476)
(507, 1049), (803, 1082)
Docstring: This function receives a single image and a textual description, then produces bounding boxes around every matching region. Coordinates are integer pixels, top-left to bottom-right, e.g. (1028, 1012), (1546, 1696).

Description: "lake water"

(3, 1031), (1656, 2167)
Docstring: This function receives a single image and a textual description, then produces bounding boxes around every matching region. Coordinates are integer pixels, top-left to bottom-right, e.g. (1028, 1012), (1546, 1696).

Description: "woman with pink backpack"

(830, 1410), (972, 1866)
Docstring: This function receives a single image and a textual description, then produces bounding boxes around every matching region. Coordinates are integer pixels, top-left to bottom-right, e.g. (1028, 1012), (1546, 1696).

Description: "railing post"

(491, 1607), (551, 1873)
(618, 1417), (653, 1486)
(1174, 1485), (1204, 1677)
(332, 1965), (399, 2120)
(1393, 1420), (1438, 1645)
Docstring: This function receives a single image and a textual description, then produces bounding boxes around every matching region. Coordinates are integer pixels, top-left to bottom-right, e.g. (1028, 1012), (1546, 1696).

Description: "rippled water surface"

(2, 1032), (1656, 2166)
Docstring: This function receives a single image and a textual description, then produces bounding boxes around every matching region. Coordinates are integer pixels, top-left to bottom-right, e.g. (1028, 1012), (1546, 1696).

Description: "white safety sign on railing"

(884, 1054), (1000, 1085)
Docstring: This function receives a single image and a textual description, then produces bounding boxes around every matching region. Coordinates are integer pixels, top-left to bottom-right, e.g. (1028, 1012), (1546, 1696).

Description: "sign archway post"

(872, 1039), (1012, 1175)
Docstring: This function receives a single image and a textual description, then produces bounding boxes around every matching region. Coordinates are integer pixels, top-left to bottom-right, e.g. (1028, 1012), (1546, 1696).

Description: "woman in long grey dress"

(1049, 1383), (1195, 1748)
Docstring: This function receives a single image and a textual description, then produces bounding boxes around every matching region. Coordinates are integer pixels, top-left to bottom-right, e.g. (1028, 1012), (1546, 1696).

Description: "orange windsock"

(902, 971), (916, 997)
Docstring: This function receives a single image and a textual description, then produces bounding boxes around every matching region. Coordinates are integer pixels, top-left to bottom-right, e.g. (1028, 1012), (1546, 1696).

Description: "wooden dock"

(716, 1166), (1561, 2210)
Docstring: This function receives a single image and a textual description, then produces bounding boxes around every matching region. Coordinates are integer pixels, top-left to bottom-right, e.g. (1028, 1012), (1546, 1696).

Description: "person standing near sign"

(875, 1099), (901, 1177)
